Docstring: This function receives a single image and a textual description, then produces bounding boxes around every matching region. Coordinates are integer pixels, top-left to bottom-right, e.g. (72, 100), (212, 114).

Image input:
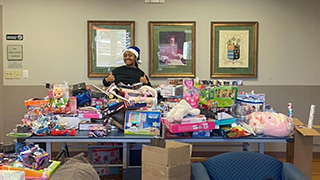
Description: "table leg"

(258, 142), (264, 154)
(46, 142), (52, 159)
(61, 142), (66, 164)
(123, 142), (127, 169)
(242, 142), (249, 151)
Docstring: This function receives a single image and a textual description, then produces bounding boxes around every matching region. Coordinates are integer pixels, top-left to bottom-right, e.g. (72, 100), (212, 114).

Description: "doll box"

(162, 118), (215, 133)
(124, 110), (161, 136)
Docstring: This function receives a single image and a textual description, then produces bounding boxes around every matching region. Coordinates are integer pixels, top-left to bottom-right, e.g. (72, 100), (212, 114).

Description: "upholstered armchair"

(192, 151), (309, 180)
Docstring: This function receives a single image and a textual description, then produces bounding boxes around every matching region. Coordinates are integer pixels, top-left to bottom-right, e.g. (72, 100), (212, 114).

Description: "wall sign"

(6, 34), (23, 41)
(7, 45), (23, 61)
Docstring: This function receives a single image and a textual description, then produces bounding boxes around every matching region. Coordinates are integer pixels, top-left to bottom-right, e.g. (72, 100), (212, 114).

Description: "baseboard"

(52, 151), (320, 160)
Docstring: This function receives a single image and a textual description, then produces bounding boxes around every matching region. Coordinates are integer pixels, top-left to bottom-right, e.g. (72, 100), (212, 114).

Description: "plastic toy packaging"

(183, 79), (200, 109)
(247, 112), (293, 137)
(236, 91), (265, 116)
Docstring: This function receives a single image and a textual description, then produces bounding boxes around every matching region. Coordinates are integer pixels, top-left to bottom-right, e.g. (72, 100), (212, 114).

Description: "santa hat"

(123, 46), (142, 64)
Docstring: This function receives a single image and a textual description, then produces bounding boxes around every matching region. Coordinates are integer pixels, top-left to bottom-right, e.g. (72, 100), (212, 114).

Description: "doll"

(51, 87), (67, 108)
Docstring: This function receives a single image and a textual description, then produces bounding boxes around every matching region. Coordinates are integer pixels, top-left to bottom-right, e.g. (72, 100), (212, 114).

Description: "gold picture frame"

(211, 22), (258, 78)
(149, 21), (196, 78)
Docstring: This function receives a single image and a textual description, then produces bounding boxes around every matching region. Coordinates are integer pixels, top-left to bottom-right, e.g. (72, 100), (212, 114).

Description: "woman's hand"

(106, 72), (115, 82)
(140, 74), (149, 84)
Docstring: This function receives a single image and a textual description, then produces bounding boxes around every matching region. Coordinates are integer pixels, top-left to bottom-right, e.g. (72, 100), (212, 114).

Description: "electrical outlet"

(5, 70), (14, 79)
(15, 70), (21, 79)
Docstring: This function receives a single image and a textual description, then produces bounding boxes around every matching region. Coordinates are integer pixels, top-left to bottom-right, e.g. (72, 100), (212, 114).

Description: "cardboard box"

(142, 140), (192, 180)
(286, 118), (320, 179)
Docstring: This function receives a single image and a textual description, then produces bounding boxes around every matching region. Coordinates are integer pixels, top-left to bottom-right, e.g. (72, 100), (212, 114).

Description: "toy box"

(1, 160), (60, 179)
(162, 118), (215, 133)
(214, 118), (237, 129)
(192, 130), (211, 138)
(199, 86), (238, 108)
(88, 143), (120, 176)
(125, 110), (161, 136)
(160, 85), (183, 97)
(236, 92), (265, 116)
(181, 115), (206, 124)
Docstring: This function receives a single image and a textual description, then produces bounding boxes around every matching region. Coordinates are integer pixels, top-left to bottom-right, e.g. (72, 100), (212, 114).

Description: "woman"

(102, 46), (152, 87)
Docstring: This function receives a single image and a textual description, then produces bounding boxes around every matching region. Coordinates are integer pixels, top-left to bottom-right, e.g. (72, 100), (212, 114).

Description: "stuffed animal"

(247, 112), (292, 137)
(165, 99), (200, 122)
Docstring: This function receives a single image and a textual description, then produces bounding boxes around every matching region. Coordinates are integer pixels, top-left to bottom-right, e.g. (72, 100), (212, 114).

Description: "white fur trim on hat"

(125, 48), (138, 58)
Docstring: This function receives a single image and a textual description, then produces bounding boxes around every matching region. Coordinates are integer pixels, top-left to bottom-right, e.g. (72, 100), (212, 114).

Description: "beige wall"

(0, 5), (3, 141)
(0, 0), (320, 152)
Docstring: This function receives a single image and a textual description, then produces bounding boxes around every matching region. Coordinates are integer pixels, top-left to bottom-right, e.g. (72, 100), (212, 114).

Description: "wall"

(0, 5), (3, 142)
(0, 0), (319, 152)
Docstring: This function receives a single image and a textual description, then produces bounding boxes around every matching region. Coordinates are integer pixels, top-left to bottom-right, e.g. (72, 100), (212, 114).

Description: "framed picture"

(211, 22), (258, 78)
(149, 21), (196, 78)
(88, 21), (135, 78)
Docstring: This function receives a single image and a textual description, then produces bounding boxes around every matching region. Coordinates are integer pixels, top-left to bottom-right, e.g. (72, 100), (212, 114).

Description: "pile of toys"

(9, 79), (294, 141)
(0, 143), (60, 179)
(161, 78), (293, 139)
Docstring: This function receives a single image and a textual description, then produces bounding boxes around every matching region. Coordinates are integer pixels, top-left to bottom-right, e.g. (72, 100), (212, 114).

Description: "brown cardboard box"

(286, 118), (320, 179)
(141, 140), (192, 180)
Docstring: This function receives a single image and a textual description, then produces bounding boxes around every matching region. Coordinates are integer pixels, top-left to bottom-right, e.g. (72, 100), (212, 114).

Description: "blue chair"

(192, 151), (309, 180)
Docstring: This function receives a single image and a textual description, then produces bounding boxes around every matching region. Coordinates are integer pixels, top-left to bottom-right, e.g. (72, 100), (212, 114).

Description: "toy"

(124, 110), (161, 136)
(124, 85), (158, 110)
(21, 146), (50, 170)
(52, 87), (68, 108)
(165, 99), (200, 122)
(183, 79), (200, 108)
(247, 112), (292, 137)
(51, 128), (76, 136)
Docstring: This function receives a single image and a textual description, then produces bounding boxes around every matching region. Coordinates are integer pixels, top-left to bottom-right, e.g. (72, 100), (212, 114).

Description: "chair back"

(202, 151), (283, 180)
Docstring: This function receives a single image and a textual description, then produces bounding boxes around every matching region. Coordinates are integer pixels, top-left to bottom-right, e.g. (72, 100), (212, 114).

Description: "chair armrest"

(192, 162), (210, 180)
(282, 162), (310, 180)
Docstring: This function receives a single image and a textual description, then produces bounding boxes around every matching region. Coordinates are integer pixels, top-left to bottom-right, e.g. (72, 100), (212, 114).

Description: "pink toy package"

(183, 79), (200, 108)
(162, 118), (215, 133)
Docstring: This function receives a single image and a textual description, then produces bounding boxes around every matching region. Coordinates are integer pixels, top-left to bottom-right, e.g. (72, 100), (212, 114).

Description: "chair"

(192, 151), (309, 180)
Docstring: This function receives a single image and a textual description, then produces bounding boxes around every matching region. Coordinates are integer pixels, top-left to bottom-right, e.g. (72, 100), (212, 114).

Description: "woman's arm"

(102, 72), (115, 86)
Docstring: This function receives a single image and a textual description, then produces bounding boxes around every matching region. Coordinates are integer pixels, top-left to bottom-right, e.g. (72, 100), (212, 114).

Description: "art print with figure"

(211, 22), (258, 78)
(149, 21), (195, 78)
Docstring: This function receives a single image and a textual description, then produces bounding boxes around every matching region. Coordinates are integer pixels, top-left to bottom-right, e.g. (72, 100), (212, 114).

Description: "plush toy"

(165, 99), (200, 122)
(247, 112), (292, 137)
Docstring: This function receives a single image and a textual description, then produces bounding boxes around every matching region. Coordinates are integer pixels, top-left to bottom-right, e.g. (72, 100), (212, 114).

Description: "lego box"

(142, 140), (192, 180)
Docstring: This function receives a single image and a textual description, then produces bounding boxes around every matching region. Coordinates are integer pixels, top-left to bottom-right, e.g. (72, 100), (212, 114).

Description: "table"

(23, 130), (289, 169)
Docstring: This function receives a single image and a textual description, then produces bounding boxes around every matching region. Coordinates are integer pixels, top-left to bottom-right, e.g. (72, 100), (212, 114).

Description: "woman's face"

(123, 51), (136, 67)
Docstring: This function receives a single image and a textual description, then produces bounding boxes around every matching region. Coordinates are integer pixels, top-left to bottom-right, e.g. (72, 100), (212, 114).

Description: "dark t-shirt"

(102, 66), (152, 87)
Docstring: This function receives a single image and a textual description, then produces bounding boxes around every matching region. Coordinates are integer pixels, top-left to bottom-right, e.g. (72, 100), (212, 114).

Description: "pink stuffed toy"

(247, 112), (292, 137)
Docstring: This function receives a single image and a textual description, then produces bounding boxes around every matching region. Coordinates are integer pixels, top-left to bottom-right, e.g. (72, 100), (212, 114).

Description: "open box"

(286, 118), (320, 179)
(142, 140), (192, 180)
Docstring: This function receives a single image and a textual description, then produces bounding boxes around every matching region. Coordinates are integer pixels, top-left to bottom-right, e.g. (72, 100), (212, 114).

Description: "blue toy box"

(124, 110), (161, 136)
